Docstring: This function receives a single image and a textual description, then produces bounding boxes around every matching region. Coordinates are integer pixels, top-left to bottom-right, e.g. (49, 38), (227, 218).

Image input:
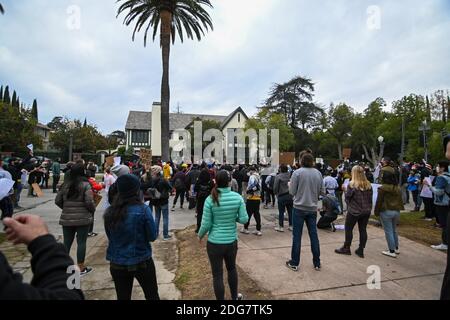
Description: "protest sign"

(140, 149), (152, 166)
(279, 152), (295, 165)
(114, 157), (122, 166)
(27, 144), (34, 153)
(32, 183), (44, 197)
(0, 178), (15, 201)
(105, 156), (114, 167)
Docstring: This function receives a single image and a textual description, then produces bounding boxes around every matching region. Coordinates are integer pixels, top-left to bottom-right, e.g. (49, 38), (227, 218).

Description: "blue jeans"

(290, 209), (321, 267)
(380, 210), (400, 251)
(154, 204), (169, 238)
(277, 195), (293, 227)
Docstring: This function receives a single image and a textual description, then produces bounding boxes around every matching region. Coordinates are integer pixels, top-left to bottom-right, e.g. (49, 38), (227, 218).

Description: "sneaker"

(314, 265), (321, 271)
(288, 226), (293, 231)
(395, 249), (400, 255)
(88, 232), (98, 237)
(382, 251), (397, 258)
(431, 244), (448, 251)
(331, 223), (336, 232)
(240, 228), (250, 234)
(80, 267), (93, 277)
(171, 207), (175, 212)
(253, 230), (262, 236)
(163, 235), (173, 241)
(274, 226), (284, 232)
(285, 261), (298, 272)
(237, 293), (244, 301)
(424, 218), (433, 222)
(335, 247), (351, 255)
(263, 205), (268, 209)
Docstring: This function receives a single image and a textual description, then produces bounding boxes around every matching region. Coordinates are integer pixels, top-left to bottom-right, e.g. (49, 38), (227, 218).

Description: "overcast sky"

(1, 0), (449, 134)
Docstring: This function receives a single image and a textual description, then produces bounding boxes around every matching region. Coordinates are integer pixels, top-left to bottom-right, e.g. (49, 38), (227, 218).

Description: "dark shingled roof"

(126, 111), (230, 131)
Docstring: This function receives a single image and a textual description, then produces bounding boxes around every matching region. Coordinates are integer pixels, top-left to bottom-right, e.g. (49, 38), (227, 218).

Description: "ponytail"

(211, 185), (220, 206)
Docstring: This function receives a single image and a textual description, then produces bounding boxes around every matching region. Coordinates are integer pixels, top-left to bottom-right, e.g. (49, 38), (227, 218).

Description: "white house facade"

(125, 102), (249, 161)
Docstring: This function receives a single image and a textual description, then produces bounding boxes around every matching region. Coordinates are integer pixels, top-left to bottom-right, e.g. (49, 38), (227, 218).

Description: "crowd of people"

(1, 142), (449, 301)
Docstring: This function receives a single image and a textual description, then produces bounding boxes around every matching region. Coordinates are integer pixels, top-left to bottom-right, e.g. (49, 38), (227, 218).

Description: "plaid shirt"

(345, 186), (373, 216)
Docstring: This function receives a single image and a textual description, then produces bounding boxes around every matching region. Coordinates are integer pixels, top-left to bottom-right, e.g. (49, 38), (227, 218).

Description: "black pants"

(207, 241), (238, 300)
(0, 196), (14, 226)
(344, 213), (370, 249)
(173, 189), (186, 207)
(196, 196), (207, 233)
(244, 200), (261, 231)
(52, 175), (60, 193)
(110, 258), (160, 300)
(441, 211), (450, 300)
(435, 205), (449, 245)
(317, 212), (337, 229)
(422, 197), (434, 219)
(411, 190), (420, 210)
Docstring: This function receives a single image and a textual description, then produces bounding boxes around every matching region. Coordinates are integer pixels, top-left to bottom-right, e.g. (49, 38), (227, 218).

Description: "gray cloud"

(0, 0), (449, 134)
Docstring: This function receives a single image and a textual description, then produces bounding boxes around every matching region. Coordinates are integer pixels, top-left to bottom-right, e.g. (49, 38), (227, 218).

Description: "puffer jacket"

(55, 181), (95, 227)
(198, 188), (249, 244)
(374, 184), (404, 216)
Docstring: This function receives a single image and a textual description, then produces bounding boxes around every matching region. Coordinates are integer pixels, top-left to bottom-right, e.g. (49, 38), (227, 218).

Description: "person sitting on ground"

(104, 174), (159, 301)
(198, 170), (249, 301)
(317, 193), (341, 232)
(335, 165), (373, 258)
(0, 214), (84, 300)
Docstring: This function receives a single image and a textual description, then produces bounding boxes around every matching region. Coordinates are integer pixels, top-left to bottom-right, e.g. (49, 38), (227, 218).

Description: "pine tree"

(426, 95), (431, 122)
(16, 97), (20, 110)
(83, 118), (87, 127)
(11, 90), (17, 108)
(3, 86), (10, 104)
(31, 99), (38, 121)
(0, 85), (3, 102)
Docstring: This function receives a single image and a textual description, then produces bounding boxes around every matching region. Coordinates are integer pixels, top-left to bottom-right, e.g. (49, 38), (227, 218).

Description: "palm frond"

(116, 0), (213, 46)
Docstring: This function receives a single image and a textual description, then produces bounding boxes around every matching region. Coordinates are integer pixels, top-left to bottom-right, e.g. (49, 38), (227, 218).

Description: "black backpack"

(197, 183), (211, 199)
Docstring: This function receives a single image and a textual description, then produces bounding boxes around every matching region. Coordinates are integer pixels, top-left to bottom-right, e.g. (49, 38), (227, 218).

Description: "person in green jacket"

(198, 170), (249, 301)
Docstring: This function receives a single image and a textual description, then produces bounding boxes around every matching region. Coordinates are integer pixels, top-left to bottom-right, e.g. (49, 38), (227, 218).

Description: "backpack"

(174, 177), (184, 190)
(266, 175), (275, 191)
(147, 178), (169, 201)
(197, 183), (211, 199)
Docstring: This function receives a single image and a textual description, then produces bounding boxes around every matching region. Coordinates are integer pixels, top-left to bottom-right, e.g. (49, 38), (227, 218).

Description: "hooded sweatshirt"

(273, 172), (291, 197)
(374, 184), (404, 216)
(289, 167), (324, 212)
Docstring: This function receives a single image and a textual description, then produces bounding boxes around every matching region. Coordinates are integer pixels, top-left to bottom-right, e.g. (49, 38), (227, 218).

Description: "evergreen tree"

(16, 97), (20, 110)
(11, 91), (17, 108)
(31, 99), (38, 120)
(83, 118), (87, 127)
(0, 85), (3, 102)
(426, 95), (431, 122)
(3, 86), (10, 104)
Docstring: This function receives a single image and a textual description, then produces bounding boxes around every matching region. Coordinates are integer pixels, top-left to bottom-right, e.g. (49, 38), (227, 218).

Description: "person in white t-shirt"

(103, 168), (117, 209)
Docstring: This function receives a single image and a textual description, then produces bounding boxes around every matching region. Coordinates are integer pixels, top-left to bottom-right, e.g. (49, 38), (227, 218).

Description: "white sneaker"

(237, 293), (244, 300)
(431, 244), (448, 251)
(288, 226), (293, 231)
(395, 249), (400, 255)
(253, 230), (262, 236)
(240, 228), (250, 234)
(382, 251), (397, 258)
(274, 226), (284, 232)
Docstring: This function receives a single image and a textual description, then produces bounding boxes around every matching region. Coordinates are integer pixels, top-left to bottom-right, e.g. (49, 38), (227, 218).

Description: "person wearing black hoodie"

(194, 169), (214, 233)
(440, 135), (450, 300)
(0, 214), (84, 300)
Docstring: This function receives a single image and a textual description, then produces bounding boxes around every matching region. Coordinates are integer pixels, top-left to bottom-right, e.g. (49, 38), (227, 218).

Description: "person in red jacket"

(87, 176), (103, 237)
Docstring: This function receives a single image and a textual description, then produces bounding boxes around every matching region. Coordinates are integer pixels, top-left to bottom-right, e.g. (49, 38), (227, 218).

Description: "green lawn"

(375, 211), (442, 247)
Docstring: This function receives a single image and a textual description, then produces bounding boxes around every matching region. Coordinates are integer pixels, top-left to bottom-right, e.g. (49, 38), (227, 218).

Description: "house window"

(131, 130), (149, 144)
(238, 113), (241, 123)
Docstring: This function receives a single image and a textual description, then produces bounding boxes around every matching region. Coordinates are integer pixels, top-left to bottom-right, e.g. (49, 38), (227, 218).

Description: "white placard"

(114, 157), (121, 166)
(0, 178), (15, 201)
(27, 144), (34, 152)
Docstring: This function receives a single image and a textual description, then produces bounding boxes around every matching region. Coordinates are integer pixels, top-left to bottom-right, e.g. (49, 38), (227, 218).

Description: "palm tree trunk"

(160, 10), (172, 161)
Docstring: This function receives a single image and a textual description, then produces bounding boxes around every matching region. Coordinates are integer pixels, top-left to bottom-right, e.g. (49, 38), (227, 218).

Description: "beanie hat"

(111, 164), (129, 178)
(117, 174), (140, 199)
(151, 165), (162, 176)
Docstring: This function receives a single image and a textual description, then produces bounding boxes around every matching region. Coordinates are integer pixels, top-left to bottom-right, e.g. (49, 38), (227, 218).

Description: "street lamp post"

(419, 120), (431, 163)
(68, 121), (76, 162)
(378, 136), (385, 163)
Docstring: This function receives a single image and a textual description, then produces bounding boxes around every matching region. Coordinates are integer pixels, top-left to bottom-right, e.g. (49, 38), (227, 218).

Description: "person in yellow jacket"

(163, 162), (172, 181)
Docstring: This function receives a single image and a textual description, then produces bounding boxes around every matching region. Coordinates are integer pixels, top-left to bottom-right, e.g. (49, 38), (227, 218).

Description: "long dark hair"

(67, 163), (86, 200)
(198, 168), (211, 185)
(104, 193), (142, 231)
(211, 170), (230, 206)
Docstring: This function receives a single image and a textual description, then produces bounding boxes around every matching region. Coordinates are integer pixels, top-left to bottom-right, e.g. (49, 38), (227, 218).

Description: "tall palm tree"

(117, 0), (213, 161)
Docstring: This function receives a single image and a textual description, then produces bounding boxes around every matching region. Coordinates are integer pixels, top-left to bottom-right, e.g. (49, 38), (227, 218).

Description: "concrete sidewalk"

(236, 208), (446, 300)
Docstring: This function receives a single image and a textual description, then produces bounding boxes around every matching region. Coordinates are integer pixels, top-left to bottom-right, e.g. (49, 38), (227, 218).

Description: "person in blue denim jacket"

(430, 161), (450, 252)
(104, 174), (159, 300)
